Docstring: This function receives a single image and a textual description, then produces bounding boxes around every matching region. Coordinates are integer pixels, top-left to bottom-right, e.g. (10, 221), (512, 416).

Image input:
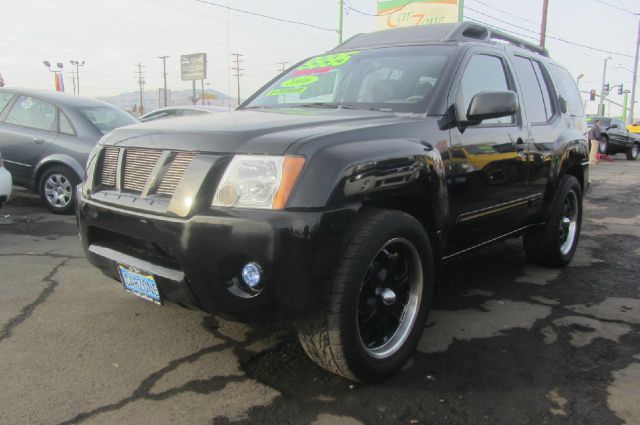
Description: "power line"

(468, 0), (541, 27)
(591, 0), (638, 15)
(465, 6), (635, 58)
(191, 0), (337, 32)
(345, 1), (414, 17)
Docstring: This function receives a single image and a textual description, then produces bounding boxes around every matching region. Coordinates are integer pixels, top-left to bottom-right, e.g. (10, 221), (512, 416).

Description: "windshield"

(244, 46), (453, 113)
(80, 106), (138, 134)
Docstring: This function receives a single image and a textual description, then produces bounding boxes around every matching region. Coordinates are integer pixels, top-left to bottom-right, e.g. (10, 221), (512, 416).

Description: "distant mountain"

(98, 88), (235, 113)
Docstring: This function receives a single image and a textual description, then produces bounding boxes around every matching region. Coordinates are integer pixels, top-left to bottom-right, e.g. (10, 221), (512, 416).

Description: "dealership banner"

(377, 0), (461, 30)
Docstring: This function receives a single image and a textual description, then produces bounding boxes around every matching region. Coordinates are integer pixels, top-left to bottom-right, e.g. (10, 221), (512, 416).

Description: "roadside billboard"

(180, 53), (207, 81)
(377, 0), (461, 30)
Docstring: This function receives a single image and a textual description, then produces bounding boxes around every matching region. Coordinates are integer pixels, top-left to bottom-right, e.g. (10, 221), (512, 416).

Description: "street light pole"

(338, 0), (344, 44)
(599, 56), (612, 116)
(70, 60), (85, 95)
(628, 14), (640, 123)
(576, 73), (584, 89)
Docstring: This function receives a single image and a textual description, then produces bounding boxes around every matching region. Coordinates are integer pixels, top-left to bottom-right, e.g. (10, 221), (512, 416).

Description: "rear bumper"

(77, 193), (356, 319)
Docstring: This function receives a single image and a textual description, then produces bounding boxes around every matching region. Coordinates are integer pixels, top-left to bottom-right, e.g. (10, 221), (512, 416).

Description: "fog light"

(241, 262), (263, 292)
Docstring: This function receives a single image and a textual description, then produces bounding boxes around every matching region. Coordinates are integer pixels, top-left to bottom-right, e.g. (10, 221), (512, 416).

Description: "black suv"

(78, 23), (589, 382)
(588, 116), (640, 160)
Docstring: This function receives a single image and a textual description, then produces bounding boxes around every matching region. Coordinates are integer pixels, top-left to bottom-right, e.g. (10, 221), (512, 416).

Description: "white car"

(0, 151), (12, 207)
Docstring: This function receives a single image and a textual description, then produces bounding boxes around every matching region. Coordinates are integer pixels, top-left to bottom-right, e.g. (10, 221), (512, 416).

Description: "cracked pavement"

(1, 158), (639, 425)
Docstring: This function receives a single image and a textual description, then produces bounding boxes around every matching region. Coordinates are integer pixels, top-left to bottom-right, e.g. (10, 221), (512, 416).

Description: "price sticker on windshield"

(293, 51), (359, 76)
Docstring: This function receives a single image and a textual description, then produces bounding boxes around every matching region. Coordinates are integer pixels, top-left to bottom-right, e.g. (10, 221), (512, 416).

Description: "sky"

(0, 0), (638, 116)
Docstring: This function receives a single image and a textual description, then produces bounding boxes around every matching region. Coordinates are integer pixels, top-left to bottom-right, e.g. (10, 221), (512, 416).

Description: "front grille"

(99, 147), (119, 187)
(96, 147), (197, 197)
(157, 152), (197, 196)
(122, 148), (163, 193)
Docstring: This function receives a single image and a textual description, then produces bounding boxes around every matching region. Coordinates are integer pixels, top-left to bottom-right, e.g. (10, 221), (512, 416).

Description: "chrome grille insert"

(157, 152), (197, 196)
(122, 148), (163, 193)
(96, 147), (197, 197)
(99, 147), (119, 187)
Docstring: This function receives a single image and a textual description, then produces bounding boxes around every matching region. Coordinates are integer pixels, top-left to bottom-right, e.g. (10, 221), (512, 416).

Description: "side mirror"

(610, 123), (618, 129)
(465, 90), (518, 124)
(559, 95), (568, 113)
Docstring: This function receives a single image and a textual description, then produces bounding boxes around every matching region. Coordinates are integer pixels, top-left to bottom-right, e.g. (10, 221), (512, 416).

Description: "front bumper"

(0, 167), (12, 206)
(78, 193), (356, 319)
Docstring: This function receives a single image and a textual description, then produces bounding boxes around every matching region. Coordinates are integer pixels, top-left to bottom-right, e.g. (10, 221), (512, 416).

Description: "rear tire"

(627, 143), (639, 161)
(38, 165), (79, 214)
(297, 209), (434, 382)
(523, 175), (582, 267)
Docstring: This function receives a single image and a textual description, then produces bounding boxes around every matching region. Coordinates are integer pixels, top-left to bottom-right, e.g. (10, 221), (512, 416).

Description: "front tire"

(523, 175), (583, 267)
(297, 209), (434, 382)
(39, 165), (79, 214)
(627, 143), (639, 161)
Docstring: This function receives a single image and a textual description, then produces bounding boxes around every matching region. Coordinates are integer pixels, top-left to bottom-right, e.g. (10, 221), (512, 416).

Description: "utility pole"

(338, 0), (344, 44)
(599, 56), (612, 116)
(70, 60), (85, 95)
(201, 79), (205, 105)
(540, 0), (549, 48)
(135, 63), (146, 116)
(231, 53), (244, 107)
(278, 60), (290, 73)
(157, 55), (169, 107)
(629, 14), (640, 123)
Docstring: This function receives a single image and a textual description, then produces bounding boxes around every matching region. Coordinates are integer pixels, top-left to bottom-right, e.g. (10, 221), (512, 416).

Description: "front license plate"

(118, 265), (162, 305)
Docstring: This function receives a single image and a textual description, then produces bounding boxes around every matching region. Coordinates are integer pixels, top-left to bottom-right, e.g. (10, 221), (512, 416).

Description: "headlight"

(212, 155), (305, 209)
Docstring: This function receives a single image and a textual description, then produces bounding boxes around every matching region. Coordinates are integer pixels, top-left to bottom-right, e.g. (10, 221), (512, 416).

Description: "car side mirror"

(610, 123), (618, 129)
(465, 90), (518, 124)
(559, 95), (568, 113)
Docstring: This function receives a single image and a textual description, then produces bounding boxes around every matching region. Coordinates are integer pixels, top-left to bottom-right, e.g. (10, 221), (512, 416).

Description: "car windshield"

(80, 106), (138, 134)
(588, 117), (611, 127)
(244, 45), (453, 113)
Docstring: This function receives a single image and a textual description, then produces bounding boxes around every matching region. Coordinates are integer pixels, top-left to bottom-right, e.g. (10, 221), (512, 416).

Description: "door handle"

(33, 137), (45, 144)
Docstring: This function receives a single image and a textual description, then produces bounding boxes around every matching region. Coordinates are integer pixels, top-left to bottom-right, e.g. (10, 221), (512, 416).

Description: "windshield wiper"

(292, 103), (340, 109)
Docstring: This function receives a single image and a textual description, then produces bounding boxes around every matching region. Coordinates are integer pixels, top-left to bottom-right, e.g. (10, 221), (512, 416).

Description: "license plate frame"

(118, 264), (162, 305)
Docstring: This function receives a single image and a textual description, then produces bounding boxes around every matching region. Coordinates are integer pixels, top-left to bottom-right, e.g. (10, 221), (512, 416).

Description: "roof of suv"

(332, 22), (549, 58)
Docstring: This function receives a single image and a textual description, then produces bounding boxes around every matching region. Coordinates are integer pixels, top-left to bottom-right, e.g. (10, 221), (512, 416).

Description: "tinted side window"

(6, 96), (57, 131)
(512, 56), (547, 123)
(532, 61), (555, 119)
(548, 64), (584, 117)
(0, 92), (14, 115)
(458, 54), (513, 124)
(59, 110), (75, 135)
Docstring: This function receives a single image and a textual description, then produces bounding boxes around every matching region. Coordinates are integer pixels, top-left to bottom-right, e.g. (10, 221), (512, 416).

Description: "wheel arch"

(33, 154), (85, 191)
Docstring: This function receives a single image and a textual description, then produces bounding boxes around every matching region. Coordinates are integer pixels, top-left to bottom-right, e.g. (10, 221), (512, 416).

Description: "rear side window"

(0, 92), (14, 114)
(59, 110), (75, 135)
(5, 96), (57, 131)
(548, 64), (584, 117)
(458, 54), (513, 125)
(512, 56), (548, 123)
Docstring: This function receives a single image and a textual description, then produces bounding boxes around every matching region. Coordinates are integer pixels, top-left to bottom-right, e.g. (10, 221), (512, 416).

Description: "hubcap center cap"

(380, 288), (397, 305)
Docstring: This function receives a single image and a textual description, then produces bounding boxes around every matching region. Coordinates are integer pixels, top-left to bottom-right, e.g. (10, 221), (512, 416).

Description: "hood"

(101, 108), (408, 155)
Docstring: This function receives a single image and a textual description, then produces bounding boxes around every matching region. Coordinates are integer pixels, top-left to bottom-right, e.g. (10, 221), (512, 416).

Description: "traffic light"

(618, 84), (624, 95)
(590, 89), (596, 101)
(604, 83), (610, 94)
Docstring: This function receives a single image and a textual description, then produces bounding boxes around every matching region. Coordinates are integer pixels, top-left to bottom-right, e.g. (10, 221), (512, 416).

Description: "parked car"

(0, 88), (138, 213)
(627, 121), (640, 134)
(139, 105), (229, 122)
(0, 150), (11, 207)
(587, 116), (640, 160)
(77, 22), (588, 382)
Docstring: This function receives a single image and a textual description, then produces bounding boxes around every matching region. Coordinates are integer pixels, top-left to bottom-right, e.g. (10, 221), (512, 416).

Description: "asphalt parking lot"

(1, 157), (639, 425)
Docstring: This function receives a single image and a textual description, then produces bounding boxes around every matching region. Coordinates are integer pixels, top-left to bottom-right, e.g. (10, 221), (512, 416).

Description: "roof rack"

(332, 22), (549, 57)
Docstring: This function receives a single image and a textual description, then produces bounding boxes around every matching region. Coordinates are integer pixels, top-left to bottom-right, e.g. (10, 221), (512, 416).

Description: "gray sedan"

(0, 88), (137, 213)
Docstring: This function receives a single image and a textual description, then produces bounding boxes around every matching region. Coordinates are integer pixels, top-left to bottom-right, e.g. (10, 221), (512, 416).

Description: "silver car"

(0, 88), (138, 213)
